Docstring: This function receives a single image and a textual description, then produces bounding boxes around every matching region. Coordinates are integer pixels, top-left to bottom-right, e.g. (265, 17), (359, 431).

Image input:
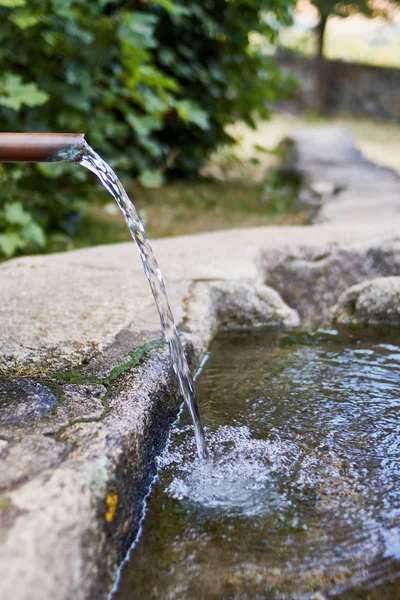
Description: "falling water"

(80, 143), (207, 459)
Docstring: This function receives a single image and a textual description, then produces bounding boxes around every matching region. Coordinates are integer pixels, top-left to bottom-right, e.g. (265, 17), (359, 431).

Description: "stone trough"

(1, 126), (400, 599)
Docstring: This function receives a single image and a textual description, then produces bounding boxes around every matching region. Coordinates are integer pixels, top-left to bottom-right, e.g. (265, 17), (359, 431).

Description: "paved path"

(287, 125), (400, 223)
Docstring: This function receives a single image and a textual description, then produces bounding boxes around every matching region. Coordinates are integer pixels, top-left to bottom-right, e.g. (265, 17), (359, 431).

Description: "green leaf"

(0, 73), (49, 110)
(126, 114), (163, 137)
(0, 232), (23, 257)
(51, 0), (73, 11)
(169, 5), (191, 21)
(36, 163), (78, 179)
(253, 143), (273, 154)
(137, 136), (163, 158)
(0, 0), (26, 6)
(9, 10), (41, 29)
(138, 65), (179, 91)
(133, 88), (169, 114)
(139, 169), (164, 188)
(143, 0), (175, 12)
(175, 100), (209, 130)
(158, 48), (176, 67)
(3, 202), (31, 226)
(22, 222), (46, 247)
(118, 12), (158, 50)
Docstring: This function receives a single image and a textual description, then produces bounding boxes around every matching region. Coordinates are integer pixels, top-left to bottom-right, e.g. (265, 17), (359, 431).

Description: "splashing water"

(80, 143), (207, 459)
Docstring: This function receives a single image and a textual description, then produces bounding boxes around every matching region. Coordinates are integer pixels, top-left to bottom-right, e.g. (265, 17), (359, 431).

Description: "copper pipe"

(0, 133), (86, 163)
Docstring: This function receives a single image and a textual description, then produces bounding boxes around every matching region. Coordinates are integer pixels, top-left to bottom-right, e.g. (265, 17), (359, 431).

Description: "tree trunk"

(315, 14), (328, 114)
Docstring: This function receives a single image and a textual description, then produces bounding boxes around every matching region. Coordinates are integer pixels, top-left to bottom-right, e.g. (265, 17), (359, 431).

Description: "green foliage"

(0, 74), (49, 110)
(0, 0), (294, 258)
(139, 169), (165, 188)
(0, 200), (46, 256)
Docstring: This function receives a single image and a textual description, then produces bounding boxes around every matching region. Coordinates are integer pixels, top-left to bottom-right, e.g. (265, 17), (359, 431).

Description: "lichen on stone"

(105, 491), (118, 523)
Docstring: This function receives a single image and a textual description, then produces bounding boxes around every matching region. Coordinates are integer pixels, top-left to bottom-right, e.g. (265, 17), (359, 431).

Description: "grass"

(342, 119), (400, 174)
(67, 159), (305, 250)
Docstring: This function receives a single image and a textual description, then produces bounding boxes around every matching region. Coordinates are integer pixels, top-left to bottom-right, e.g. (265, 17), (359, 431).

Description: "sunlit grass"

(68, 172), (304, 250)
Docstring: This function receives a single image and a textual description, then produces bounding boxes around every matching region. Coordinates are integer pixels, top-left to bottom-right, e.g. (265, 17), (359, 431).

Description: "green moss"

(47, 338), (165, 387)
(0, 497), (10, 510)
(55, 338), (166, 432)
(1, 339), (167, 431)
(50, 371), (103, 385)
(108, 338), (165, 382)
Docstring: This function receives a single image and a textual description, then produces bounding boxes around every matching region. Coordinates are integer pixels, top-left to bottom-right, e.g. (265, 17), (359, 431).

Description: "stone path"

(287, 125), (400, 224)
(1, 126), (400, 600)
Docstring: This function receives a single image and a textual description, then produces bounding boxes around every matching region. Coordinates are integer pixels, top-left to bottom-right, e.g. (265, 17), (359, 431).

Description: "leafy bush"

(0, 0), (293, 258)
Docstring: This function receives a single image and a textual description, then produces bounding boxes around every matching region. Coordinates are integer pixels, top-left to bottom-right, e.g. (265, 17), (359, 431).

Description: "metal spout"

(0, 133), (86, 163)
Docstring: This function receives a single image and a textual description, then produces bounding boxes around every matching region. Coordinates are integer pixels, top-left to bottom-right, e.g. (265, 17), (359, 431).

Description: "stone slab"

(285, 125), (400, 224)
(332, 276), (400, 326)
(2, 222), (400, 368)
(259, 237), (400, 326)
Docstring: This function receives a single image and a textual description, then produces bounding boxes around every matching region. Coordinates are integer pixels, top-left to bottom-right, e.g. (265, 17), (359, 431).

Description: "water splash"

(80, 143), (207, 459)
(159, 425), (296, 516)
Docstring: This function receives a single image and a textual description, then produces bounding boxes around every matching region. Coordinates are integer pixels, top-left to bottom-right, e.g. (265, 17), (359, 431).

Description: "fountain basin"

(114, 326), (400, 600)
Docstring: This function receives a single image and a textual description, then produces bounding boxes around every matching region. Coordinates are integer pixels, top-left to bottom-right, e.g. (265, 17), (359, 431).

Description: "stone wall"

(277, 52), (400, 121)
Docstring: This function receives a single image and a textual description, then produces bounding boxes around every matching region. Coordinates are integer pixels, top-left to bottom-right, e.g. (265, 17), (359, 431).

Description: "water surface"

(114, 327), (400, 599)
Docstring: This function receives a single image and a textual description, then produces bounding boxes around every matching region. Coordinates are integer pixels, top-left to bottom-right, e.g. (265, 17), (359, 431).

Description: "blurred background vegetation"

(1, 0), (399, 259)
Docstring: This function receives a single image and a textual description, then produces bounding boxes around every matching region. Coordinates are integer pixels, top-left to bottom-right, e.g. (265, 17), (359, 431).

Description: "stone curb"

(332, 276), (400, 326)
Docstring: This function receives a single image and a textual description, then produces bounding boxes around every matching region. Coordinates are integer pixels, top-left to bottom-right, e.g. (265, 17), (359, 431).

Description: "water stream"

(113, 326), (400, 599)
(80, 143), (207, 459)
